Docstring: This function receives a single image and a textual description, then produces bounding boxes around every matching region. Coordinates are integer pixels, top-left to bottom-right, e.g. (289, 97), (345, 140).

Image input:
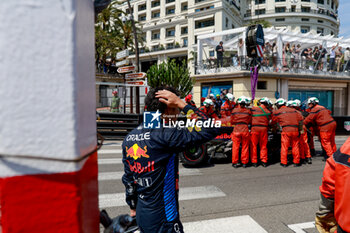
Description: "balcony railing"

(244, 8), (338, 20)
(195, 56), (350, 77)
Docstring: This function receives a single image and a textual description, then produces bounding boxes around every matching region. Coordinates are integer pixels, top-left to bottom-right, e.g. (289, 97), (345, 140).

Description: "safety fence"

(195, 56), (350, 76)
(97, 112), (142, 140)
(97, 113), (349, 140)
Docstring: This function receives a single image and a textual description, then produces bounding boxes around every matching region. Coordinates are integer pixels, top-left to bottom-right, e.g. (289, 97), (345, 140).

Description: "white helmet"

(307, 97), (319, 105)
(275, 98), (286, 106)
(203, 99), (214, 106)
(286, 100), (294, 107)
(294, 99), (301, 107)
(209, 93), (215, 98)
(226, 93), (234, 101)
(246, 97), (252, 105)
(259, 97), (270, 104)
(237, 95), (249, 104)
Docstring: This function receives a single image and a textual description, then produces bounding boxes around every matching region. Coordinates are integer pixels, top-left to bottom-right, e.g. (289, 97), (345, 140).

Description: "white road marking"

(99, 185), (225, 208)
(98, 149), (122, 154)
(98, 169), (201, 181)
(288, 221), (315, 233)
(98, 158), (122, 165)
(183, 215), (268, 233)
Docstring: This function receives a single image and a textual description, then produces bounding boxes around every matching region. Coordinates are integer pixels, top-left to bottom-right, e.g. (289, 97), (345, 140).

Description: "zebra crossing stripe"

(98, 149), (122, 154)
(98, 169), (202, 181)
(98, 158), (122, 165)
(288, 221), (315, 233)
(183, 215), (268, 233)
(99, 185), (225, 208)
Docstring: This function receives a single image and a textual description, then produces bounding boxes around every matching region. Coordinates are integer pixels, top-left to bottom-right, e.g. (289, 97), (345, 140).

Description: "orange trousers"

(300, 132), (311, 159)
(250, 130), (268, 163)
(319, 130), (337, 157)
(232, 132), (250, 164)
(281, 132), (300, 165)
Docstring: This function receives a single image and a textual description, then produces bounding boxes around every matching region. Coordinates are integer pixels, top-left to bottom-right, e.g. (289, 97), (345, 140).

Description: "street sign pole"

(136, 86), (140, 113)
(123, 75), (126, 114)
(126, 0), (140, 114)
(130, 86), (133, 113)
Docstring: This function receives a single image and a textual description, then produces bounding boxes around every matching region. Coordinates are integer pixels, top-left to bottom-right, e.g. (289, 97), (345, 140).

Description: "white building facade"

(242, 0), (339, 36)
(117, 0), (339, 70)
(118, 0), (242, 70)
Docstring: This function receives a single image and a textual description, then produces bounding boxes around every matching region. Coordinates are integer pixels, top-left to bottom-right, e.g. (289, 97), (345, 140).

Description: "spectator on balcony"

(293, 44), (301, 69)
(344, 47), (350, 72)
(336, 46), (343, 72)
(290, 44), (296, 68)
(272, 42), (278, 71)
(237, 39), (244, 67)
(263, 42), (272, 67)
(301, 47), (309, 69)
(313, 47), (320, 70)
(216, 41), (224, 68)
(284, 43), (292, 69)
(319, 45), (327, 71)
(329, 43), (338, 72)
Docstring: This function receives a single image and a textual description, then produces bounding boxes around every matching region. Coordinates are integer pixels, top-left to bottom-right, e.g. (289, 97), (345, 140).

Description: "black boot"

(242, 164), (247, 168)
(310, 149), (316, 157)
(307, 157), (312, 164)
(293, 163), (301, 167)
(261, 162), (267, 167)
(232, 163), (241, 168)
(252, 163), (258, 167)
(301, 159), (307, 164)
(280, 163), (287, 167)
(322, 155), (328, 161)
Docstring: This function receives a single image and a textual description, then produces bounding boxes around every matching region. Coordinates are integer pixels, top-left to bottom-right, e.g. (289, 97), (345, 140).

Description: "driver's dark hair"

(145, 86), (180, 113)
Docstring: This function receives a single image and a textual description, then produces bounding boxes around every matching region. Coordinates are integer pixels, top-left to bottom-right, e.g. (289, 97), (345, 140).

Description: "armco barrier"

(97, 113), (349, 140)
(97, 112), (142, 140)
(333, 116), (350, 135)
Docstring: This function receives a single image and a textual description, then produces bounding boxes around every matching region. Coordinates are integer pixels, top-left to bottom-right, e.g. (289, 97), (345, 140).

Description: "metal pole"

(123, 78), (126, 114)
(126, 0), (140, 114)
(135, 86), (140, 114)
(130, 86), (134, 113)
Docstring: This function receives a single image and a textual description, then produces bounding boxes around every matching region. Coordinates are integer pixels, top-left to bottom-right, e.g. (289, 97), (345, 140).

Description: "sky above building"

(339, 0), (350, 38)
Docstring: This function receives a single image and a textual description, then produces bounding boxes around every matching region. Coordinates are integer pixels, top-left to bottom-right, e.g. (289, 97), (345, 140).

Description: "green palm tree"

(147, 59), (193, 98)
(95, 0), (144, 69)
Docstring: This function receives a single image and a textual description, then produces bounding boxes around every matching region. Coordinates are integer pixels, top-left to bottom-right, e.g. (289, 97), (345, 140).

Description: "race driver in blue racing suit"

(122, 87), (231, 233)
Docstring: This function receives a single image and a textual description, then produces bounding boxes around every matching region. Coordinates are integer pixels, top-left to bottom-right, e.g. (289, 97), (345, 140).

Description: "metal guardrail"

(97, 113), (349, 141)
(195, 56), (350, 77)
(97, 112), (142, 140)
(334, 116), (350, 135)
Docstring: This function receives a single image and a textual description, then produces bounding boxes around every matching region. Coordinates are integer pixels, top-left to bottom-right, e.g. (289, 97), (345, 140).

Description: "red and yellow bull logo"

(126, 144), (149, 160)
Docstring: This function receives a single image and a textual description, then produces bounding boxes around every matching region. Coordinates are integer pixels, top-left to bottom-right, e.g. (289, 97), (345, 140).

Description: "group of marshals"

(198, 94), (336, 168)
(231, 96), (336, 168)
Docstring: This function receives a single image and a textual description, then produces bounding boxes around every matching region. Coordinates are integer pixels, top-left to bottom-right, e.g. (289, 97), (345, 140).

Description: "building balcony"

(244, 8), (338, 21)
(194, 56), (350, 78)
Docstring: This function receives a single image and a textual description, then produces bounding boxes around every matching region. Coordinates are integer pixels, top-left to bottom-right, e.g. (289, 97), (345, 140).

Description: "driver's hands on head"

(155, 90), (186, 109)
(130, 209), (136, 217)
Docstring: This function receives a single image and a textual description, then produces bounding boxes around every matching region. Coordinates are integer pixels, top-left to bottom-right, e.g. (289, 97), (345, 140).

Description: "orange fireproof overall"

(272, 106), (303, 165)
(304, 105), (336, 157)
(231, 106), (252, 165)
(250, 105), (271, 164)
(199, 106), (219, 120)
(221, 101), (235, 117)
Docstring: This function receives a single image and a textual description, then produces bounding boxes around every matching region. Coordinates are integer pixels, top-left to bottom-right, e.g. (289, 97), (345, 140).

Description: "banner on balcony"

(250, 66), (259, 100)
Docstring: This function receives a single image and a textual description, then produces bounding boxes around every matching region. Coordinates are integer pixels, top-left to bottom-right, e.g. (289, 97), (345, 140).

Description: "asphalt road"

(97, 136), (348, 233)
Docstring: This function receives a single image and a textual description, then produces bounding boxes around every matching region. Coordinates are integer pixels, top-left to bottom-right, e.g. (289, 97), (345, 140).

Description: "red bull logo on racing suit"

(126, 144), (150, 160)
